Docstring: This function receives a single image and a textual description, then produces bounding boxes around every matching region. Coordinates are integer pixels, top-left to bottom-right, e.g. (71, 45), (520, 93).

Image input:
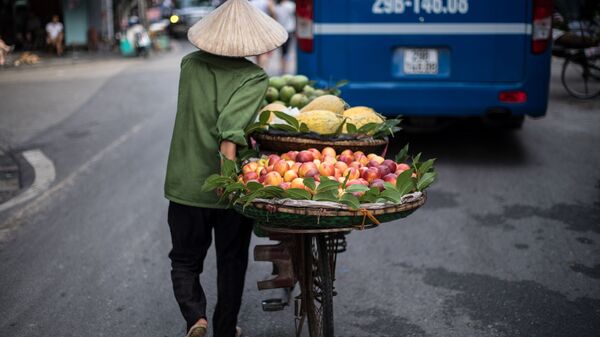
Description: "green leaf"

(334, 118), (347, 136)
(380, 188), (402, 203)
(259, 110), (271, 124)
(269, 123), (298, 132)
(357, 122), (380, 135)
(303, 177), (316, 192)
(221, 157), (238, 177)
(396, 169), (416, 196)
(395, 144), (410, 163)
(285, 188), (312, 200)
(417, 158), (436, 174)
(345, 184), (370, 193)
(417, 172), (436, 191)
(244, 122), (266, 135)
(316, 177), (340, 193)
(346, 123), (358, 134)
(273, 111), (300, 130)
(246, 181), (264, 192)
(340, 193), (360, 210)
(359, 187), (381, 203)
(313, 190), (340, 202)
(299, 123), (310, 133)
(412, 153), (422, 167)
(383, 182), (397, 191)
(225, 182), (245, 193)
(201, 175), (232, 192)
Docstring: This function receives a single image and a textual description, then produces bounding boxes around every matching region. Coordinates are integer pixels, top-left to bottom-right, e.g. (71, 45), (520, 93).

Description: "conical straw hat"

(187, 0), (289, 57)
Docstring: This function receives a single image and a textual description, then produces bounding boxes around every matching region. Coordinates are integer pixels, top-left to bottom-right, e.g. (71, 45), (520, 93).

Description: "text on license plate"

(404, 49), (439, 74)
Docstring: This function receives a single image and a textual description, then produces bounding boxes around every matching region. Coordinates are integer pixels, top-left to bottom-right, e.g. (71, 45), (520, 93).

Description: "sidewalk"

(1, 48), (123, 71)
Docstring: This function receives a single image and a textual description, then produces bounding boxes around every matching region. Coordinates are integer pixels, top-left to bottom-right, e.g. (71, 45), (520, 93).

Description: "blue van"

(295, 0), (554, 127)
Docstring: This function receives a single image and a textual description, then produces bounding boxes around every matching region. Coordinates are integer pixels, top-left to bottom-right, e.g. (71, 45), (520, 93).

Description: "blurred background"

(0, 0), (599, 337)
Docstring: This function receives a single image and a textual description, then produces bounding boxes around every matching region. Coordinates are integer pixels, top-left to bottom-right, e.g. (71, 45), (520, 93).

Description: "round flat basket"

(253, 133), (388, 155)
(233, 192), (426, 230)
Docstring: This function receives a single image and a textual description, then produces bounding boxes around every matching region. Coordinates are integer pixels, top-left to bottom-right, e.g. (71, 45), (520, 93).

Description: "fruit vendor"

(163, 1), (287, 337)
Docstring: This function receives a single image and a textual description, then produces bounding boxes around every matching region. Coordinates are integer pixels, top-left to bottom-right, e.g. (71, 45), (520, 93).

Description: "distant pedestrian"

(164, 1), (288, 337)
(46, 15), (64, 56)
(274, 0), (296, 74)
(0, 36), (14, 66)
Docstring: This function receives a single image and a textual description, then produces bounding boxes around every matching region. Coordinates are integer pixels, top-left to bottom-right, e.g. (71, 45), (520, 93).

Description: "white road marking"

(0, 122), (144, 235)
(0, 150), (56, 213)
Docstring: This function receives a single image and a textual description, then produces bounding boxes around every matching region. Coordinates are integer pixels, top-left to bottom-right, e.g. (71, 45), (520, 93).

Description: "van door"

(314, 0), (530, 83)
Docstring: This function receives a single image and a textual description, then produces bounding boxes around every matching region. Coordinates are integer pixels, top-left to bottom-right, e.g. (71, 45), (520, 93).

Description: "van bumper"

(338, 81), (549, 118)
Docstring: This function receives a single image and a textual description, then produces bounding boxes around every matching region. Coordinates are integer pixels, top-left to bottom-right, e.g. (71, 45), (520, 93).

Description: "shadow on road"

(388, 119), (529, 167)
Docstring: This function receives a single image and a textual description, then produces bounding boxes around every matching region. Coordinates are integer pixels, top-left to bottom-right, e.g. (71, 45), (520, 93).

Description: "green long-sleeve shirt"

(165, 51), (268, 208)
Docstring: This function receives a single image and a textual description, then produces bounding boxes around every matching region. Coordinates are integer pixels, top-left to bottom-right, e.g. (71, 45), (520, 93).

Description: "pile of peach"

(240, 147), (411, 191)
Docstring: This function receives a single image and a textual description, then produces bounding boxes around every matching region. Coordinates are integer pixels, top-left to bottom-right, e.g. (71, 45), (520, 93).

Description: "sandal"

(186, 322), (208, 337)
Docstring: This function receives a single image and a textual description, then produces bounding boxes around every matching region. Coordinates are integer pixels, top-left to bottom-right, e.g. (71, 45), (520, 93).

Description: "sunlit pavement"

(0, 41), (598, 337)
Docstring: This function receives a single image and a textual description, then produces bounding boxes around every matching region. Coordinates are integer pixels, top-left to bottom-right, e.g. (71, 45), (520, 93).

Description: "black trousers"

(167, 202), (253, 337)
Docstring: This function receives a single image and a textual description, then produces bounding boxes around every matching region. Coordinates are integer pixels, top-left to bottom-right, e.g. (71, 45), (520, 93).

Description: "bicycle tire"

(303, 235), (335, 337)
(561, 54), (600, 99)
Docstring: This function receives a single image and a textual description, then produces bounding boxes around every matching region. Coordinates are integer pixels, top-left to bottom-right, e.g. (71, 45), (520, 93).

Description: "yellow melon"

(300, 95), (346, 115)
(297, 110), (343, 134)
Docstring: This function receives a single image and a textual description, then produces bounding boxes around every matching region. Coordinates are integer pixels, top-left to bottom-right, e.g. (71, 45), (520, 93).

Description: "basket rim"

(253, 132), (388, 146)
(244, 192), (426, 217)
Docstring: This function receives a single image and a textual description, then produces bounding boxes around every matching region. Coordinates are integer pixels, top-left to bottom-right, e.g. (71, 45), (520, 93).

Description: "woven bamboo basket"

(234, 192), (426, 230)
(253, 133), (389, 155)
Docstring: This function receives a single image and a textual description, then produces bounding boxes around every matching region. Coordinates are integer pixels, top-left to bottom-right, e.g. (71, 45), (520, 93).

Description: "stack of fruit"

(248, 95), (400, 139)
(264, 74), (344, 109)
(203, 146), (435, 210)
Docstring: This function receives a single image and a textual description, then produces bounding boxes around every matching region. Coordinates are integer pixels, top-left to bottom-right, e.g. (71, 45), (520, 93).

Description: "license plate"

(404, 49), (439, 75)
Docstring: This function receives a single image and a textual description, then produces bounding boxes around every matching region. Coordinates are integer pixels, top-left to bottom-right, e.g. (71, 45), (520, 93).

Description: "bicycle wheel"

(302, 235), (334, 337)
(561, 54), (600, 99)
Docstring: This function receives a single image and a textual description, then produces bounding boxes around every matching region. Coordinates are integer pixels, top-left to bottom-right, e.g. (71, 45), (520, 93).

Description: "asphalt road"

(0, 42), (598, 337)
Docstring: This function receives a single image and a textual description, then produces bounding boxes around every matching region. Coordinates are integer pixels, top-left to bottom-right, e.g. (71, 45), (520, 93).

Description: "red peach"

(373, 155), (385, 164)
(267, 154), (281, 167)
(284, 170), (298, 182)
(338, 154), (354, 165)
(297, 150), (314, 163)
(308, 148), (322, 160)
(397, 163), (411, 172)
(291, 162), (302, 173)
(367, 153), (377, 160)
(340, 149), (354, 157)
(353, 151), (365, 160)
(319, 162), (335, 177)
(359, 156), (370, 166)
(291, 178), (306, 189)
(382, 159), (397, 173)
(343, 167), (360, 180)
(279, 182), (291, 190)
(273, 160), (290, 176)
(264, 171), (283, 186)
(313, 159), (321, 166)
(370, 179), (385, 191)
(367, 160), (380, 168)
(349, 161), (362, 169)
(334, 161), (348, 173)
(299, 162), (318, 177)
(242, 162), (258, 174)
(281, 151), (299, 161)
(383, 173), (398, 185)
(321, 147), (336, 158)
(322, 155), (337, 164)
(243, 171), (258, 182)
(361, 167), (380, 183)
(377, 165), (391, 177)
